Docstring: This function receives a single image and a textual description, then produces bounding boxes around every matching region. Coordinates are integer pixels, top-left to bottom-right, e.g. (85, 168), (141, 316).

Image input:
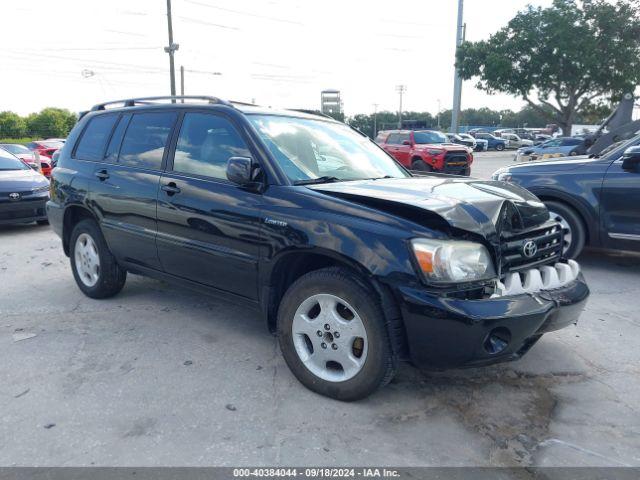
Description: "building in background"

(320, 90), (343, 120)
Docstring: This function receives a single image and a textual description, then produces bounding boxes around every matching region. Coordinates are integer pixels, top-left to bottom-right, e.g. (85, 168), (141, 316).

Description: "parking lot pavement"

(1, 218), (639, 467)
(470, 150), (516, 179)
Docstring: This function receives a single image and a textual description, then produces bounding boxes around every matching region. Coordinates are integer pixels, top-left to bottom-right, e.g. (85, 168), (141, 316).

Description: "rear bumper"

(395, 274), (589, 369)
(45, 200), (64, 238)
(0, 197), (48, 225)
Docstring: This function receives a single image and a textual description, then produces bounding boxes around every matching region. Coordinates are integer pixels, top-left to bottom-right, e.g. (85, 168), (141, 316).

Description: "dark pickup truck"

(47, 96), (589, 400)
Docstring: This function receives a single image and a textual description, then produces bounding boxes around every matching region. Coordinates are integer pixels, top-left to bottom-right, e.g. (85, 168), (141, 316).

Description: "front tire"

(36, 219), (49, 226)
(495, 143), (505, 151)
(277, 267), (397, 401)
(70, 219), (127, 299)
(411, 159), (432, 172)
(545, 201), (586, 259)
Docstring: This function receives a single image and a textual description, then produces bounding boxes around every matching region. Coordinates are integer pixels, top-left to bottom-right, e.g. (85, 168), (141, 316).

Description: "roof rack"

(90, 95), (234, 111)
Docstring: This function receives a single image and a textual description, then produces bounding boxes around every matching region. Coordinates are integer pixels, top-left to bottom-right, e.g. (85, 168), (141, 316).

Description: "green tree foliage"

(25, 108), (77, 138)
(456, 0), (640, 135)
(0, 112), (27, 138)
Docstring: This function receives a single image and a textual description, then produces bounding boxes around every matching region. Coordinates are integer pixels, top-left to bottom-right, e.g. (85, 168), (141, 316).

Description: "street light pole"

(450, 0), (464, 133)
(164, 0), (179, 98)
(373, 103), (378, 138)
(396, 85), (406, 129)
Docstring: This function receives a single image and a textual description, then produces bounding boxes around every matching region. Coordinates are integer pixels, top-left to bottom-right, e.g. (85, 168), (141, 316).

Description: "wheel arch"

(262, 247), (409, 358)
(532, 190), (595, 246)
(62, 204), (100, 256)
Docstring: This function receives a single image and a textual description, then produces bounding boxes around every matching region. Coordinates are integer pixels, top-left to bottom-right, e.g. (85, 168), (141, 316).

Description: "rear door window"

(386, 133), (401, 144)
(74, 114), (118, 161)
(118, 112), (177, 170)
(104, 115), (130, 163)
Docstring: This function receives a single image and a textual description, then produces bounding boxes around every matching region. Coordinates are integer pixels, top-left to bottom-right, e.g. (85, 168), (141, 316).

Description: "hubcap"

(548, 210), (572, 255)
(74, 233), (101, 287)
(291, 294), (368, 382)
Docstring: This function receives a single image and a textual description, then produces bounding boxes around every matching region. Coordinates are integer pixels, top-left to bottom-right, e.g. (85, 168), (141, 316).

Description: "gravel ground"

(1, 152), (638, 467)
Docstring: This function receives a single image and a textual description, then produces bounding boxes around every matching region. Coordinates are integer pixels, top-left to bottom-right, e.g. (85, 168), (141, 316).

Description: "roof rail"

(90, 95), (234, 111)
(288, 108), (335, 120)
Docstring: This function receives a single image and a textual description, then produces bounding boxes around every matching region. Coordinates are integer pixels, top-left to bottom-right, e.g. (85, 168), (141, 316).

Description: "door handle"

(161, 182), (181, 196)
(95, 169), (109, 181)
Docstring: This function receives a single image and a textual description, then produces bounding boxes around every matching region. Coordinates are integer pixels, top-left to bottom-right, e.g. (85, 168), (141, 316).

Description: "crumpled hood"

(0, 169), (49, 192)
(309, 176), (550, 246)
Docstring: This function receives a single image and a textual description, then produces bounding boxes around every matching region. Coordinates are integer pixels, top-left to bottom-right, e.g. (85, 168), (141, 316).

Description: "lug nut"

(331, 344), (338, 350)
(321, 342), (327, 349)
(334, 332), (340, 338)
(316, 330), (323, 337)
(324, 324), (331, 330)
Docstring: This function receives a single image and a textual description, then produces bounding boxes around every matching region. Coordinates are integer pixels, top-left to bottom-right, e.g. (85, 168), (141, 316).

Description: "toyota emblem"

(522, 240), (538, 258)
(8, 192), (21, 201)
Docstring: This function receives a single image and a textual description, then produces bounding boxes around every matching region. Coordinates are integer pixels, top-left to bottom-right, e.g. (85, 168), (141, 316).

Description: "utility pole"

(437, 99), (442, 129)
(373, 103), (378, 138)
(450, 0), (465, 133)
(180, 65), (185, 102)
(396, 85), (406, 129)
(164, 0), (179, 99)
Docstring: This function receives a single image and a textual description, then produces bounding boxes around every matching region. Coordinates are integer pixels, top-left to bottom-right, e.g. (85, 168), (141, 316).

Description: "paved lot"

(1, 153), (639, 467)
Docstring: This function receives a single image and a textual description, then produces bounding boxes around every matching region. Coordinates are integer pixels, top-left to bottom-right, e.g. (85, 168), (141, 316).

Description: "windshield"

(0, 149), (29, 171)
(413, 131), (447, 144)
(249, 115), (410, 183)
(600, 133), (640, 160)
(0, 144), (30, 155)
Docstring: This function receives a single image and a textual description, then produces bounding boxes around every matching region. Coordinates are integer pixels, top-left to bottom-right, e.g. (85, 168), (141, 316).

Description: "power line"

(185, 0), (303, 26)
(176, 15), (240, 30)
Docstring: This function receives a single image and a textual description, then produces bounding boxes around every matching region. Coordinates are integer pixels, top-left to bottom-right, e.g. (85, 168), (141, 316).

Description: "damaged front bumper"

(394, 264), (589, 370)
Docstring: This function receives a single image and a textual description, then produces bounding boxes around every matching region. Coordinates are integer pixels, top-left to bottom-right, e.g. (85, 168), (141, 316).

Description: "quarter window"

(75, 114), (118, 161)
(118, 112), (177, 170)
(173, 113), (250, 180)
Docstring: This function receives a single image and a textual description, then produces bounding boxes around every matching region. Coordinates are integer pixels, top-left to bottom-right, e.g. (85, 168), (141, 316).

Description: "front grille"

(501, 221), (563, 273)
(443, 152), (469, 174)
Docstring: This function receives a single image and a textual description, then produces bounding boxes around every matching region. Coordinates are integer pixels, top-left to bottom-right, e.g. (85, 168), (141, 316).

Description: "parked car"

(26, 140), (64, 159)
(0, 148), (50, 225)
(376, 129), (473, 174)
(501, 133), (534, 149)
(0, 144), (52, 178)
(460, 133), (488, 151)
(445, 133), (476, 150)
(515, 137), (588, 162)
(471, 132), (507, 151)
(493, 135), (640, 258)
(47, 96), (589, 401)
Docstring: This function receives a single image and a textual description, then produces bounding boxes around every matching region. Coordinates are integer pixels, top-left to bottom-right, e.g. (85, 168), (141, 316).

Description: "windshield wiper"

(294, 176), (340, 186)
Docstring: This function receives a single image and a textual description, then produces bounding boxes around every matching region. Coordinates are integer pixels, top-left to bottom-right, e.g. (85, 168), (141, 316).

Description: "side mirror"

(621, 146), (640, 172)
(402, 140), (412, 146)
(227, 156), (253, 185)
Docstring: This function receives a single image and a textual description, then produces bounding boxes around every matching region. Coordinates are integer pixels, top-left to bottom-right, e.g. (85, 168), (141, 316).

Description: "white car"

(460, 133), (488, 151)
(501, 133), (534, 149)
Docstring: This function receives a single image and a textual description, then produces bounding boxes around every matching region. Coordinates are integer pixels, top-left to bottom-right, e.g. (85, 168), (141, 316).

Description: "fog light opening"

(484, 327), (511, 355)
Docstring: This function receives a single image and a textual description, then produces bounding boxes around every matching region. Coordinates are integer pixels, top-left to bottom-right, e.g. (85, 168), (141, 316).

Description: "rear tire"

(411, 159), (432, 172)
(545, 201), (586, 259)
(70, 219), (127, 299)
(277, 267), (398, 401)
(496, 143), (505, 151)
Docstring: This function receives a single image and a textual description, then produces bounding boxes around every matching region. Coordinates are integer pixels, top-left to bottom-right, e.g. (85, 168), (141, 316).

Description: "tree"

(0, 111), (27, 138)
(26, 108), (77, 138)
(456, 0), (640, 135)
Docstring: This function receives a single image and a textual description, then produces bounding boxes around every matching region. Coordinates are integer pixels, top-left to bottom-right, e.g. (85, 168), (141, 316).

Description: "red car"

(376, 130), (473, 175)
(0, 143), (52, 178)
(26, 140), (64, 160)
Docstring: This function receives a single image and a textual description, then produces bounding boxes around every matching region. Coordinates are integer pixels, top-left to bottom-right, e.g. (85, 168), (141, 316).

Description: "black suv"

(47, 96), (589, 401)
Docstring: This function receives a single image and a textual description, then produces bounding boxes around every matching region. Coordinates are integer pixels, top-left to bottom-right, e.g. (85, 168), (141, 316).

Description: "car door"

(383, 133), (403, 162)
(600, 156), (640, 251)
(155, 111), (263, 300)
(87, 111), (178, 270)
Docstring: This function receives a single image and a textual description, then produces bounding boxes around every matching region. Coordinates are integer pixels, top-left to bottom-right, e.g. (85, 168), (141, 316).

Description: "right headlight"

(411, 238), (496, 284)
